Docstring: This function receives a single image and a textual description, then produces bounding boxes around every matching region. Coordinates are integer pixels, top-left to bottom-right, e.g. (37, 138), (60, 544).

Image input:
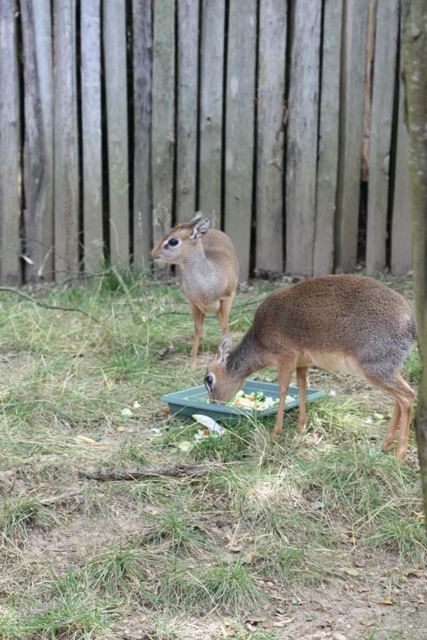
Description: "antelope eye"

(205, 374), (215, 391)
(166, 237), (179, 248)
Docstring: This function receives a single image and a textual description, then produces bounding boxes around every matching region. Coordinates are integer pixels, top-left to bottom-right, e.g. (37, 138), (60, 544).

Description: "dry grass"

(0, 273), (425, 640)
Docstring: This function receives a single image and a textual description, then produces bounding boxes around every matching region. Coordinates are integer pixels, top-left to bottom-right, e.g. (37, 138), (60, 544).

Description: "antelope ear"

(189, 217), (210, 241)
(217, 334), (232, 364)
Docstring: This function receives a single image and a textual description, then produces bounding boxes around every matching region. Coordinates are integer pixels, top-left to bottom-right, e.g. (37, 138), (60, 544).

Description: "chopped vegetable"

(226, 390), (295, 411)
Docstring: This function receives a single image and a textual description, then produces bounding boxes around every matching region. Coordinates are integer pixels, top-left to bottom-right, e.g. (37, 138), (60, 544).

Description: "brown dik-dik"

(204, 275), (417, 460)
(151, 213), (239, 369)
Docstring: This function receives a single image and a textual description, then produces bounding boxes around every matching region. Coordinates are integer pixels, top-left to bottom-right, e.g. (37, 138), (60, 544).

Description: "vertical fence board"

(391, 25), (412, 275)
(335, 0), (369, 271)
(198, 0), (225, 229)
(103, 0), (129, 266)
(176, 0), (199, 223)
(81, 0), (103, 270)
(313, 0), (343, 276)
(366, 0), (399, 274)
(21, 0), (53, 282)
(255, 0), (287, 275)
(285, 1), (321, 277)
(133, 0), (152, 270)
(224, 0), (257, 282)
(0, 1), (21, 284)
(152, 0), (175, 247)
(53, 0), (79, 280)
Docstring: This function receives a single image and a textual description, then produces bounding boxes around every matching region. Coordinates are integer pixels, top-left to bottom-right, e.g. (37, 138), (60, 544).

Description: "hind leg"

(216, 294), (235, 334)
(363, 369), (414, 460)
(381, 400), (401, 452)
(189, 303), (205, 370)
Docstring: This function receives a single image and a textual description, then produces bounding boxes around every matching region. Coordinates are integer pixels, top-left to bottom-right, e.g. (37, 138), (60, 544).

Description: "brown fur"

(205, 275), (417, 460)
(151, 213), (239, 369)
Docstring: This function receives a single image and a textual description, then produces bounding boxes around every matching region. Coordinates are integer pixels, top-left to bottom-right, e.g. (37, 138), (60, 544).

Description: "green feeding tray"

(161, 380), (325, 423)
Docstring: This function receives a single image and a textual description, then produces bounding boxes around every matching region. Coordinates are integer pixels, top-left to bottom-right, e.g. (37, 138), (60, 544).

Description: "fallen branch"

(78, 465), (216, 481)
(0, 287), (99, 322)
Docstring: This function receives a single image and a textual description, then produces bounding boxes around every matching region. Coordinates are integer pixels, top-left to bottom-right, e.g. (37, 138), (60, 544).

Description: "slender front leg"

(271, 356), (297, 439)
(189, 303), (205, 370)
(295, 366), (309, 431)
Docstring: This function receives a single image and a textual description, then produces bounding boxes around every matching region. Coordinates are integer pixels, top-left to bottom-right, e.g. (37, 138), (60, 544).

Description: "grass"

(0, 273), (425, 639)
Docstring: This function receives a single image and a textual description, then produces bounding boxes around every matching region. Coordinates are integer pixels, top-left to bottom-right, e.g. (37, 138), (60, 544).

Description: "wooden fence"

(0, 0), (412, 285)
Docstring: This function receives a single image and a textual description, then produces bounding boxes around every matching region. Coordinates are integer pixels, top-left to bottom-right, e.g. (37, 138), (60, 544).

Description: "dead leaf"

(273, 615), (294, 627)
(380, 598), (394, 605)
(76, 435), (98, 445)
(242, 551), (255, 565)
(269, 589), (286, 601)
(340, 567), (360, 577)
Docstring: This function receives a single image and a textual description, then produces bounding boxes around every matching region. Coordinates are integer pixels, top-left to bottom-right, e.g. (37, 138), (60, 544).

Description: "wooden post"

(53, 0), (79, 281)
(335, 0), (369, 272)
(0, 0), (21, 284)
(255, 0), (287, 276)
(391, 15), (412, 276)
(313, 0), (343, 276)
(366, 0), (399, 274)
(133, 0), (152, 270)
(224, 0), (257, 282)
(285, 0), (321, 277)
(20, 0), (54, 282)
(198, 0), (225, 230)
(103, 0), (129, 267)
(81, 0), (103, 271)
(176, 0), (199, 223)
(152, 0), (175, 250)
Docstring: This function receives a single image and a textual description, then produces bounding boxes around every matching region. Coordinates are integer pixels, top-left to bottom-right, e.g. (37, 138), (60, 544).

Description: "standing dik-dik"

(151, 213), (239, 369)
(204, 275), (417, 460)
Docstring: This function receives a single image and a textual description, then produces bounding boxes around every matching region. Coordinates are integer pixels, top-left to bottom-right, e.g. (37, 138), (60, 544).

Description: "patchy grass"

(0, 274), (425, 640)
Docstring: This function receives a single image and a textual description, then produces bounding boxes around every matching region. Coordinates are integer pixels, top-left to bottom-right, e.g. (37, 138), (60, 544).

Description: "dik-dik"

(204, 275), (417, 460)
(151, 213), (239, 369)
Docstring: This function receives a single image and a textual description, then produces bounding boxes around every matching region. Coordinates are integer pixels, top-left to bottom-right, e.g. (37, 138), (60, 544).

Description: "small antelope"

(204, 275), (417, 460)
(151, 213), (239, 369)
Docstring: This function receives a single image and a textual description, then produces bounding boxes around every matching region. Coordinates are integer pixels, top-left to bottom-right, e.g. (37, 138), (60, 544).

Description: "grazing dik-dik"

(204, 275), (417, 460)
(151, 213), (239, 369)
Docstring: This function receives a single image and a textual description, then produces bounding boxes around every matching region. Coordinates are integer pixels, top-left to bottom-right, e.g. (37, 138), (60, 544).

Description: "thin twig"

(78, 465), (220, 481)
(0, 287), (99, 322)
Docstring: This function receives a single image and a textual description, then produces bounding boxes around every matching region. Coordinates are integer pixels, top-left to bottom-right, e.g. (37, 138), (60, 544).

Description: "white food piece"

(192, 414), (227, 435)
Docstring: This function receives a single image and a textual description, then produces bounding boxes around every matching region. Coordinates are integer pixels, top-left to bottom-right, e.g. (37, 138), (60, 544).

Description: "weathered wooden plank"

(366, 0), (399, 274)
(361, 0), (377, 182)
(198, 0), (225, 230)
(313, 0), (343, 276)
(152, 0), (175, 249)
(391, 19), (412, 276)
(53, 0), (79, 280)
(81, 0), (103, 270)
(103, 0), (129, 266)
(133, 0), (152, 270)
(285, 0), (322, 277)
(176, 0), (199, 223)
(255, 0), (287, 276)
(0, 0), (21, 284)
(335, 0), (370, 271)
(21, 0), (54, 282)
(224, 0), (257, 282)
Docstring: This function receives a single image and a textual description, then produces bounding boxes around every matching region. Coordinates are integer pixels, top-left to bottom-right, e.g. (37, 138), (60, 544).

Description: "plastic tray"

(161, 380), (325, 423)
